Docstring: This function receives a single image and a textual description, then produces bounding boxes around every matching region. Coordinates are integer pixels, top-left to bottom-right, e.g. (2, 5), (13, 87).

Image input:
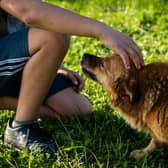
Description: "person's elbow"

(17, 6), (37, 27)
(1, 1), (38, 26)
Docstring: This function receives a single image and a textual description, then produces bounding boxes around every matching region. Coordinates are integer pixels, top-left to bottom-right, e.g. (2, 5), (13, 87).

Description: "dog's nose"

(83, 53), (92, 60)
(81, 53), (91, 66)
(80, 59), (84, 66)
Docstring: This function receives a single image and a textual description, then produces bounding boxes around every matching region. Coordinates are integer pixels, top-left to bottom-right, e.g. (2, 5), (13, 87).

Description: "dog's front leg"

(129, 138), (163, 159)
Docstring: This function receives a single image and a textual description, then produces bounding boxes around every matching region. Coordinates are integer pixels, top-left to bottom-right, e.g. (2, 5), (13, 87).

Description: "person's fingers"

(130, 42), (144, 64)
(126, 48), (143, 69)
(67, 72), (78, 85)
(67, 71), (84, 92)
(100, 26), (144, 69)
(115, 48), (131, 69)
(134, 49), (144, 66)
(73, 73), (85, 91)
(122, 37), (144, 69)
(115, 46), (144, 69)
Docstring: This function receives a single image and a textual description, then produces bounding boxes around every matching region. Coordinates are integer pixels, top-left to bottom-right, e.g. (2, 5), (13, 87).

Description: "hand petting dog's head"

(81, 53), (139, 104)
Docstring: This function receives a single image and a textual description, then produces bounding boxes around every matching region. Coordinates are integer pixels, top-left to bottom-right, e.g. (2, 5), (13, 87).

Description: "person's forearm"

(28, 2), (103, 38)
(0, 0), (104, 38)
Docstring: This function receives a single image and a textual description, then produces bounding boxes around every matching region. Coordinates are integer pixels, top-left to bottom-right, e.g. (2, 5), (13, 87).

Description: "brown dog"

(81, 53), (168, 159)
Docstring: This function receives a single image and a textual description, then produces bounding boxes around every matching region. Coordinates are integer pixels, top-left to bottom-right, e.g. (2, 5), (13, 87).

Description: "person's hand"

(57, 67), (84, 92)
(97, 24), (144, 69)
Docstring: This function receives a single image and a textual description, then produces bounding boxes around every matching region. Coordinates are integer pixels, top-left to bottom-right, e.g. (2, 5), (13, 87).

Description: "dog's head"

(81, 53), (140, 104)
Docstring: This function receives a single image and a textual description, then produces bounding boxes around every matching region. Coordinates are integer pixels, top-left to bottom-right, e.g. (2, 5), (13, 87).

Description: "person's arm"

(0, 0), (144, 69)
(0, 0), (100, 37)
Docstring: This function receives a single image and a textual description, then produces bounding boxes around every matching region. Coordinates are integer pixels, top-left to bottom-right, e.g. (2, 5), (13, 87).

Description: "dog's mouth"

(82, 66), (97, 81)
(81, 54), (98, 81)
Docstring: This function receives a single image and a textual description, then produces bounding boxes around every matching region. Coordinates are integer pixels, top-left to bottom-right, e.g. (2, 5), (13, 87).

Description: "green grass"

(0, 0), (168, 167)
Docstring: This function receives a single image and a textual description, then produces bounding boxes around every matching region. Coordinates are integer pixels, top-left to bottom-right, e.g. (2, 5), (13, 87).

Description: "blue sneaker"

(4, 119), (57, 154)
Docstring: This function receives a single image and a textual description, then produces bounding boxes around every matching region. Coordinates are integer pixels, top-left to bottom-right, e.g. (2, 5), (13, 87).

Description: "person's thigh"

(45, 87), (92, 117)
(0, 73), (92, 117)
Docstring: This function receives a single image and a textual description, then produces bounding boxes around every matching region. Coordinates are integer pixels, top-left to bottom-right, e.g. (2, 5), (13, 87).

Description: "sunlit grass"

(0, 0), (168, 167)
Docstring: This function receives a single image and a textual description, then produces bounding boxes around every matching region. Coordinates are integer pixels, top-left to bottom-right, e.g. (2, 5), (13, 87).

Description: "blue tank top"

(0, 9), (26, 36)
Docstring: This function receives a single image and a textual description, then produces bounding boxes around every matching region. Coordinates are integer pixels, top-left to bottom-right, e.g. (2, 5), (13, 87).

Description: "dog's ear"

(115, 70), (140, 103)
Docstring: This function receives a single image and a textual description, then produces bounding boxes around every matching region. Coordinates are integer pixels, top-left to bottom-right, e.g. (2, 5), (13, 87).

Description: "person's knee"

(53, 34), (70, 53)
(44, 33), (70, 55)
(66, 96), (93, 117)
(77, 99), (93, 116)
(28, 28), (70, 57)
(45, 88), (93, 118)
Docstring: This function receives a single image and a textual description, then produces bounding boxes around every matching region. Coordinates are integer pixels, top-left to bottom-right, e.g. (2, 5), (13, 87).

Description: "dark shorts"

(0, 28), (72, 98)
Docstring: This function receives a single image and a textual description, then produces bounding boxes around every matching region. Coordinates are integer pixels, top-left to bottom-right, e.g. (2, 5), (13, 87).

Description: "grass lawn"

(0, 0), (168, 167)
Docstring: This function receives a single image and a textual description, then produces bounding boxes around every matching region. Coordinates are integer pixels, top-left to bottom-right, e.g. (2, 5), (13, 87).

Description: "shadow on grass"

(0, 108), (167, 167)
(41, 108), (168, 167)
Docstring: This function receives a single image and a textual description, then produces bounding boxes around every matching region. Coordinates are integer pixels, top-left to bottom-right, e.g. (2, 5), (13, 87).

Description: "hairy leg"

(0, 87), (92, 118)
(15, 28), (70, 121)
(129, 138), (165, 159)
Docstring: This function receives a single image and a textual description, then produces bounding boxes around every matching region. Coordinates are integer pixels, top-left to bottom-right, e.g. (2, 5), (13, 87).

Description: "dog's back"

(138, 62), (168, 142)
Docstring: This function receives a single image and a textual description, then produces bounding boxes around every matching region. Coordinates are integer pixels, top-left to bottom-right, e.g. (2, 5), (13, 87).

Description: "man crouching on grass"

(0, 0), (143, 154)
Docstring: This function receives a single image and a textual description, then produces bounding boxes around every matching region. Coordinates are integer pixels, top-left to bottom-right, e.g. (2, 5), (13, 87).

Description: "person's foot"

(4, 119), (57, 154)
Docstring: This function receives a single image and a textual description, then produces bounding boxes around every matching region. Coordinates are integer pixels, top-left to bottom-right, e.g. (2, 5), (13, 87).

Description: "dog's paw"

(129, 149), (147, 159)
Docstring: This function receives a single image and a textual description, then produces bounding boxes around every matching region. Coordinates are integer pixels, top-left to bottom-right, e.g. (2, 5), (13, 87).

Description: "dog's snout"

(83, 53), (90, 59)
(83, 53), (94, 60)
(80, 59), (84, 66)
(81, 53), (92, 66)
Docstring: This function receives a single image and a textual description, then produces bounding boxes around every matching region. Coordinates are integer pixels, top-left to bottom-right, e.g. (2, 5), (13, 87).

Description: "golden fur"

(81, 53), (168, 159)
